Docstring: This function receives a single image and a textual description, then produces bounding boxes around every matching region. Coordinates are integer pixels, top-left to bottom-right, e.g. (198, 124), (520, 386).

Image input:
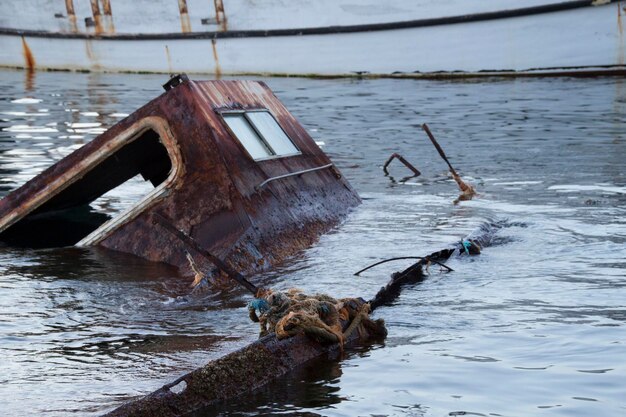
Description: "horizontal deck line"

(2, 64), (624, 78)
(0, 0), (617, 40)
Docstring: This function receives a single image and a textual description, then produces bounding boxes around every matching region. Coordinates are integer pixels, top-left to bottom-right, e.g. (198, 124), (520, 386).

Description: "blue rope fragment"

(248, 298), (270, 313)
(461, 240), (472, 255)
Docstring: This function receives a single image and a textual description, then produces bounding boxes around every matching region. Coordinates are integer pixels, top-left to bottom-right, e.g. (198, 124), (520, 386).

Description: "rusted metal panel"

(0, 77), (360, 278)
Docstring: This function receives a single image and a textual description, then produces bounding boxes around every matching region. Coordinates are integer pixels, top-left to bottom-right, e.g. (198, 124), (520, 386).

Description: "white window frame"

(220, 110), (301, 161)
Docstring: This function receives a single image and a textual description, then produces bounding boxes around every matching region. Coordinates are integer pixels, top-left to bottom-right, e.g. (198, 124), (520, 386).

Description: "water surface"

(0, 69), (625, 416)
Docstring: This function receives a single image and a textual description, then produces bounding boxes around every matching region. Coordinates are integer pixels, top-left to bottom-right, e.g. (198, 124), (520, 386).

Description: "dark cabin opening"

(0, 129), (172, 248)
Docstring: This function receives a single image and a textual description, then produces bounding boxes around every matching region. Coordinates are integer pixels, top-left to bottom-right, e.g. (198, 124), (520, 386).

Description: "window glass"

(246, 111), (299, 156)
(223, 114), (271, 160)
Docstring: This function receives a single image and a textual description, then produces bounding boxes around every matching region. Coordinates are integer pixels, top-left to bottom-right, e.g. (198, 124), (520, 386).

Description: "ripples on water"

(0, 69), (625, 416)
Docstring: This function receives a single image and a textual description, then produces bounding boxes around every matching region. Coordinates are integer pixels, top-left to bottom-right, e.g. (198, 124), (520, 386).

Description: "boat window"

(246, 111), (299, 156)
(222, 110), (300, 160)
(222, 113), (272, 160)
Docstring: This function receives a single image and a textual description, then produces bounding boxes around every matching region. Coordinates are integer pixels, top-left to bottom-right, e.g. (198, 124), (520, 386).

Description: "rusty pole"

(152, 213), (260, 295)
(64, 0), (75, 15)
(101, 0), (112, 15)
(64, 0), (78, 32)
(178, 0), (192, 33)
(101, 0), (114, 33)
(89, 0), (103, 34)
(421, 123), (475, 196)
(214, 0), (227, 31)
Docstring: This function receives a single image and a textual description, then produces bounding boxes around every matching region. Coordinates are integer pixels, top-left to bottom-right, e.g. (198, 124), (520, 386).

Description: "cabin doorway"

(0, 128), (173, 248)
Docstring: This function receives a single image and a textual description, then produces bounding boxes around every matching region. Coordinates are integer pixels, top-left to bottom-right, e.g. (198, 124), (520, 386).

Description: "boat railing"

(255, 163), (335, 191)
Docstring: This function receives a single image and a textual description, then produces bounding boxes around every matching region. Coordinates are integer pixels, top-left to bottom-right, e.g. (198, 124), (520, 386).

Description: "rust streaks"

(64, 0), (75, 15)
(178, 0), (192, 33)
(101, 0), (112, 15)
(85, 39), (103, 71)
(101, 0), (115, 33)
(619, 2), (625, 66)
(64, 0), (78, 32)
(211, 39), (222, 78)
(618, 2), (623, 35)
(67, 15), (78, 33)
(165, 45), (173, 74)
(24, 68), (35, 92)
(85, 39), (95, 60)
(21, 36), (36, 72)
(214, 0), (228, 31)
(89, 0), (103, 34)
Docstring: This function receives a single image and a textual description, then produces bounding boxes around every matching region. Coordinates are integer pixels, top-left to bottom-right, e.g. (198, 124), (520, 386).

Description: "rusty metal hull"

(0, 78), (360, 275)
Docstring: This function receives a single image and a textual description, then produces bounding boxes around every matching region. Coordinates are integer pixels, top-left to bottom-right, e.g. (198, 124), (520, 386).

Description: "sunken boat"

(0, 75), (360, 275)
(0, 74), (507, 416)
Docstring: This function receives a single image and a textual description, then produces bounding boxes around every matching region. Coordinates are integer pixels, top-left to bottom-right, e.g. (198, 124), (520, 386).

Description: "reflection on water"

(0, 69), (625, 416)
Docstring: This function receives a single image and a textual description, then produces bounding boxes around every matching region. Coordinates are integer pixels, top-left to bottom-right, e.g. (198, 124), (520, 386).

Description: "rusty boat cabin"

(0, 75), (360, 275)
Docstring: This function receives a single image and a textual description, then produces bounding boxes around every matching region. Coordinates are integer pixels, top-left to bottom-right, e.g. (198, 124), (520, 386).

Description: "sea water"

(0, 69), (625, 416)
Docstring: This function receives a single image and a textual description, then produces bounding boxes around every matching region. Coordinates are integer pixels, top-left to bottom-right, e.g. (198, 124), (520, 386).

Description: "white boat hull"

(1, 0), (624, 77)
